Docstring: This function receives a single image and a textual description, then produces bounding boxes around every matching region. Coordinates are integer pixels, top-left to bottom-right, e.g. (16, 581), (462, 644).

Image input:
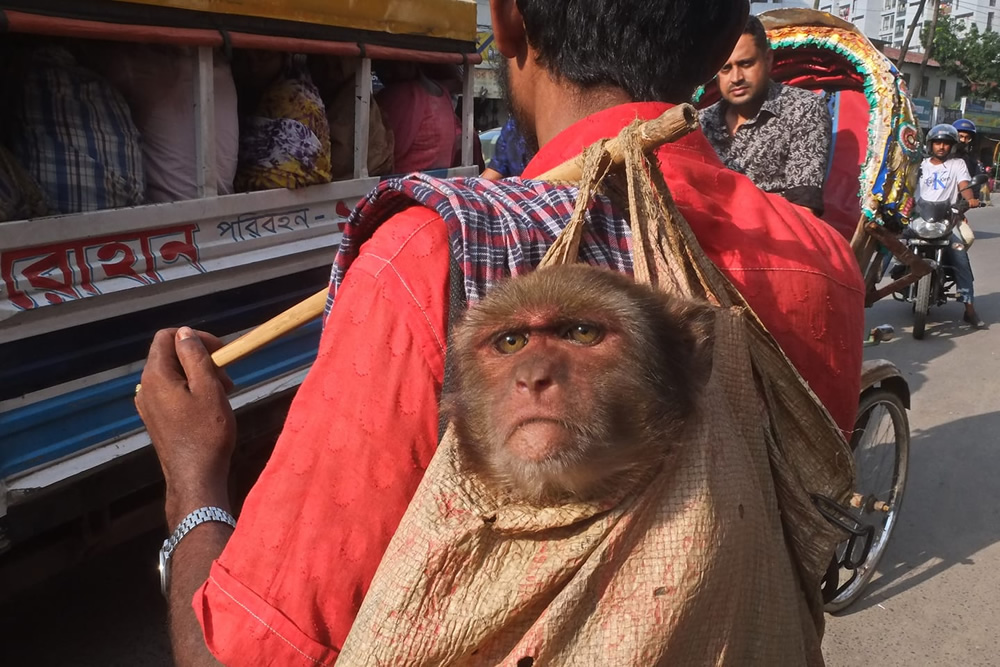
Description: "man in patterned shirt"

(699, 16), (832, 216)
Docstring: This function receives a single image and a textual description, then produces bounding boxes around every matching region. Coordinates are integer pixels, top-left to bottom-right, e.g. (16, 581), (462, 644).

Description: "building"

(943, 0), (999, 35)
(752, 0), (998, 51)
(750, 0), (814, 12)
(882, 46), (963, 104)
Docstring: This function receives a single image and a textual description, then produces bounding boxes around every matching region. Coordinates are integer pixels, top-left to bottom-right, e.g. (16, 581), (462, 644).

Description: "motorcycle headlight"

(909, 216), (949, 239)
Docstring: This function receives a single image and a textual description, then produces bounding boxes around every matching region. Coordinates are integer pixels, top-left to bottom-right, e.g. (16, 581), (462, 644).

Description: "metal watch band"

(159, 506), (236, 597)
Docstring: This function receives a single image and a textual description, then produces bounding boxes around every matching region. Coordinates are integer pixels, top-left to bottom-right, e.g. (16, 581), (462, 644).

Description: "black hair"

(515, 0), (748, 103)
(744, 15), (771, 55)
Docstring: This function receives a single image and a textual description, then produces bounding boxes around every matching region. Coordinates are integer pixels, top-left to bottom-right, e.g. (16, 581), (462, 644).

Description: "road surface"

(824, 205), (1000, 665)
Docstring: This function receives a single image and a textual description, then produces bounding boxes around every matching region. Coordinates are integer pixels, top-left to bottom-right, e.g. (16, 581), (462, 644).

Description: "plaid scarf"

(328, 173), (634, 315)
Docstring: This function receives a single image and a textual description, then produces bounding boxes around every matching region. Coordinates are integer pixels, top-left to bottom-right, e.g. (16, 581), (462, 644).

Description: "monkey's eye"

(564, 324), (603, 345)
(494, 332), (529, 354)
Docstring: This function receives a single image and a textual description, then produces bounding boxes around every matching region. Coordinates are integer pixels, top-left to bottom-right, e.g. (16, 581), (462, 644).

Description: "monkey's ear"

(659, 299), (715, 389)
(687, 304), (716, 389)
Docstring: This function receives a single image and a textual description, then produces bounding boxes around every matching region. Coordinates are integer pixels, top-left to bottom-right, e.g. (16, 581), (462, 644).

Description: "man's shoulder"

(697, 101), (728, 149)
(698, 100), (725, 127)
(357, 205), (449, 267)
(773, 82), (826, 112)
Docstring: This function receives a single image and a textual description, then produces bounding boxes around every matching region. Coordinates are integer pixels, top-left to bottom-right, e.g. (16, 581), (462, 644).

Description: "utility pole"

(916, 0), (941, 97)
(897, 0), (927, 68)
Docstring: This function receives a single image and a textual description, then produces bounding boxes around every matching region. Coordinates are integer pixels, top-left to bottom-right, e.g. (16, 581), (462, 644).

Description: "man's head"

(491, 0), (749, 148)
(954, 118), (976, 151)
(927, 123), (958, 161)
(929, 139), (954, 160)
(717, 16), (773, 110)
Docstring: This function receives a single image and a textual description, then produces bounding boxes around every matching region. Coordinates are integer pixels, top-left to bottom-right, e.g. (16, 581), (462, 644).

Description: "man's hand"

(969, 198), (981, 208)
(136, 327), (236, 527)
(137, 327), (236, 667)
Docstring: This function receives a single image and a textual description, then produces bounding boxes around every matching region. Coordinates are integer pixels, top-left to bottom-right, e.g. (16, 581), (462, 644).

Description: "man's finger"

(194, 330), (228, 354)
(175, 327), (224, 393)
(195, 332), (236, 391)
(143, 328), (183, 381)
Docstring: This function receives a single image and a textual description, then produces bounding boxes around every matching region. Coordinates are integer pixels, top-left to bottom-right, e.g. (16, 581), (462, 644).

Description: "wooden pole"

(915, 0), (941, 97)
(211, 290), (329, 367)
(896, 0), (927, 70)
(210, 104), (699, 368)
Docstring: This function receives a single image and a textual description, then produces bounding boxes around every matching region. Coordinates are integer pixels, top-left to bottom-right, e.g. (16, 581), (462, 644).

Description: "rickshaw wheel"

(823, 388), (910, 613)
(912, 274), (931, 339)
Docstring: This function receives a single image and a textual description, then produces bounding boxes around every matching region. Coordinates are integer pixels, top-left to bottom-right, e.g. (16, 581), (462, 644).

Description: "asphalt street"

(2, 205), (999, 666)
(824, 204), (1000, 666)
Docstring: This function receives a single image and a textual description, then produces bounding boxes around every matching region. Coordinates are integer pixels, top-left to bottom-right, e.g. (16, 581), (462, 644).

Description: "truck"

(0, 0), (481, 594)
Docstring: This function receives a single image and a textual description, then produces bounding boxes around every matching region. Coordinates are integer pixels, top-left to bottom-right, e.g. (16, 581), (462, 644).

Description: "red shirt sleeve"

(194, 207), (450, 665)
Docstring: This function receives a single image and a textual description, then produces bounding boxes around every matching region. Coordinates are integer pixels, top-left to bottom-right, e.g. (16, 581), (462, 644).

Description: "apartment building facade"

(751, 0), (997, 50)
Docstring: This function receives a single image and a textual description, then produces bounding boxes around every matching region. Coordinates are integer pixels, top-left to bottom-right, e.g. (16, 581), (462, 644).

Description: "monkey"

(443, 264), (715, 506)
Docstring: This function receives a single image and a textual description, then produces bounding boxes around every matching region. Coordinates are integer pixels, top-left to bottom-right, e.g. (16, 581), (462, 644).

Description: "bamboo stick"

(211, 290), (329, 367)
(210, 104), (699, 368)
(533, 103), (698, 182)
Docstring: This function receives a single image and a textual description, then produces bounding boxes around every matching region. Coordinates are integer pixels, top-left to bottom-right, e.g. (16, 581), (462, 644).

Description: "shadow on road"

(969, 229), (1000, 241)
(864, 291), (1000, 395)
(834, 409), (1000, 616)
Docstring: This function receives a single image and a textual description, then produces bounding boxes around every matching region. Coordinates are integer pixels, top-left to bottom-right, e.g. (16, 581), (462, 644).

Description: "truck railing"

(0, 0), (481, 555)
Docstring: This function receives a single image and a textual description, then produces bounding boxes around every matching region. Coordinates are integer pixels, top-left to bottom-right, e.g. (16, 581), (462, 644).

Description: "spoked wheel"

(912, 273), (931, 339)
(823, 388), (910, 612)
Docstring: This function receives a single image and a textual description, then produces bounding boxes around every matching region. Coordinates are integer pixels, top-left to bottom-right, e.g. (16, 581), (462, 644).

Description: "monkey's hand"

(136, 326), (236, 527)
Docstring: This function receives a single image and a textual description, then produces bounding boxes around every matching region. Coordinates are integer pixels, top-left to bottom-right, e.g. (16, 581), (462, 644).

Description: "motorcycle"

(892, 174), (989, 339)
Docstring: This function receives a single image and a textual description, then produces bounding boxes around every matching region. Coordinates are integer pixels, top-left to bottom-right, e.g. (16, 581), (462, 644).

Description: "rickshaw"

(697, 9), (921, 611)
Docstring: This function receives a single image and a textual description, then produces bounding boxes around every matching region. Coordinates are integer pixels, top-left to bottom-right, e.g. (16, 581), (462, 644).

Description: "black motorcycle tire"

(912, 273), (932, 339)
(823, 388), (910, 613)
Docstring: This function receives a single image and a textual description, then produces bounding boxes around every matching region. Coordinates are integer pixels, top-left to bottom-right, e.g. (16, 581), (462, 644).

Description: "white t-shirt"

(918, 157), (971, 203)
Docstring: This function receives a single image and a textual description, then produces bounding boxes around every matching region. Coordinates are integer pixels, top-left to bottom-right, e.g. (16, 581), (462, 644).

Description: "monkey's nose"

(517, 375), (553, 394)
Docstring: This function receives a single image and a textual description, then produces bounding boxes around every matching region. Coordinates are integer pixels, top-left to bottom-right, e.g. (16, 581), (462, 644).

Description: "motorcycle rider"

(953, 118), (981, 179)
(919, 123), (985, 329)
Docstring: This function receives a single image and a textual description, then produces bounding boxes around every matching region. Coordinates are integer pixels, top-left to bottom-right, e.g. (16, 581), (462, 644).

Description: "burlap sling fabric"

(337, 120), (855, 666)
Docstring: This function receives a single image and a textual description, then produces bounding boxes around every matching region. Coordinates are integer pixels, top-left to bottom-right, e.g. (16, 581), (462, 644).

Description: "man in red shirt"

(136, 1), (864, 664)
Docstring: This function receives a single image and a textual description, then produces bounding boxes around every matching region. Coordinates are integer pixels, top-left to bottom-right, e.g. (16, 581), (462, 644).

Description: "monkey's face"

(446, 265), (711, 505)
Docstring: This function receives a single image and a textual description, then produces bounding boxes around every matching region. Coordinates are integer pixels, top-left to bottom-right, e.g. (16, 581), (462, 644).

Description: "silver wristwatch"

(159, 506), (236, 597)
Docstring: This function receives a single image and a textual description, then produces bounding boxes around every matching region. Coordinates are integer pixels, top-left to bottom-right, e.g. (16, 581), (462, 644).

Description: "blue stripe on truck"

(0, 321), (321, 479)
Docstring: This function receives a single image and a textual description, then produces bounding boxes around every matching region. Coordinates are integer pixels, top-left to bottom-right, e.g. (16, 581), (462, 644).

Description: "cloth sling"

(334, 121), (855, 666)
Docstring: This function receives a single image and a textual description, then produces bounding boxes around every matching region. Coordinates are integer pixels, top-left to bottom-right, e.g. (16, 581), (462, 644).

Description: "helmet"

(953, 118), (977, 136)
(927, 123), (959, 145)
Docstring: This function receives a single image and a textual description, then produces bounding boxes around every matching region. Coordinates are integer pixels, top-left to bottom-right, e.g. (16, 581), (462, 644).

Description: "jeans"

(943, 230), (975, 304)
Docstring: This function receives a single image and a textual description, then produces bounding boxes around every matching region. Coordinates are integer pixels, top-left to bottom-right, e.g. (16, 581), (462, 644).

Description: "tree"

(929, 16), (1000, 101)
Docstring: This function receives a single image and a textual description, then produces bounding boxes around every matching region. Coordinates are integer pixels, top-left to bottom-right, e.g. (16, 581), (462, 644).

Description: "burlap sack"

(338, 118), (855, 666)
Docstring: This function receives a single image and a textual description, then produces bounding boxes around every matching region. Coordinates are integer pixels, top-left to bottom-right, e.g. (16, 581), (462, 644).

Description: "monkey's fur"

(444, 264), (715, 505)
